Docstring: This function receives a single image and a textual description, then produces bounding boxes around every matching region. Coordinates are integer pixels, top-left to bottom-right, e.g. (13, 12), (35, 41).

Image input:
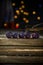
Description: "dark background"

(0, 0), (43, 29)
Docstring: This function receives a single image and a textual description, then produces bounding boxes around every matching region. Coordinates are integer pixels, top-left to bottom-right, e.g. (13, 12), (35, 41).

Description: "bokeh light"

(4, 23), (7, 27)
(32, 11), (36, 14)
(14, 15), (18, 19)
(37, 16), (41, 20)
(25, 20), (29, 23)
(16, 10), (20, 15)
(20, 10), (24, 13)
(2, 0), (42, 29)
(21, 1), (24, 4)
(12, 3), (16, 6)
(23, 12), (29, 15)
(23, 18), (26, 21)
(19, 7), (22, 10)
(22, 5), (25, 8)
(16, 23), (19, 29)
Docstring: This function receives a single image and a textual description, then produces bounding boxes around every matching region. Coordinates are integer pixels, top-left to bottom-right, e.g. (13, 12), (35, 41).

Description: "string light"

(19, 7), (22, 10)
(21, 1), (24, 4)
(37, 16), (41, 20)
(16, 10), (20, 15)
(16, 23), (19, 29)
(14, 15), (18, 19)
(12, 3), (16, 6)
(32, 11), (36, 14)
(23, 12), (29, 15)
(25, 20), (29, 23)
(4, 23), (7, 27)
(23, 18), (29, 23)
(22, 5), (25, 8)
(20, 10), (24, 13)
(23, 18), (26, 21)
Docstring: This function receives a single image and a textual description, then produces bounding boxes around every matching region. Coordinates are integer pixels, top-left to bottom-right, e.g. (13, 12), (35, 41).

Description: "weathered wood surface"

(0, 39), (43, 63)
(0, 39), (43, 46)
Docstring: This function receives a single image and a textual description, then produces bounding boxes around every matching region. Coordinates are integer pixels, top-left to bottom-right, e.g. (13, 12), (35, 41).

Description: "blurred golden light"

(32, 11), (36, 14)
(12, 3), (16, 6)
(37, 16), (41, 20)
(25, 20), (29, 23)
(22, 5), (25, 8)
(4, 23), (7, 27)
(16, 23), (19, 28)
(24, 12), (29, 15)
(19, 7), (22, 10)
(21, 1), (24, 4)
(16, 10), (20, 15)
(14, 15), (18, 19)
(23, 18), (26, 21)
(20, 10), (24, 13)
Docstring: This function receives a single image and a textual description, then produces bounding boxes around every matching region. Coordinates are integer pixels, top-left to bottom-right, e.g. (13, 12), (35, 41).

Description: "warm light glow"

(20, 10), (24, 13)
(23, 18), (26, 21)
(23, 12), (29, 15)
(32, 11), (36, 14)
(16, 23), (19, 28)
(25, 20), (29, 23)
(12, 3), (16, 6)
(16, 10), (20, 15)
(14, 15), (18, 19)
(19, 7), (22, 10)
(22, 5), (25, 8)
(21, 1), (24, 4)
(37, 16), (41, 20)
(4, 23), (7, 27)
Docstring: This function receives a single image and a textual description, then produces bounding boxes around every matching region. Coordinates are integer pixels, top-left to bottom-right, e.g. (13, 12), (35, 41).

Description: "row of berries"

(6, 31), (39, 39)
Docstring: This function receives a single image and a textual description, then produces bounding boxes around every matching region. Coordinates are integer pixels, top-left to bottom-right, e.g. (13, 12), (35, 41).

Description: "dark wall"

(0, 0), (14, 23)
